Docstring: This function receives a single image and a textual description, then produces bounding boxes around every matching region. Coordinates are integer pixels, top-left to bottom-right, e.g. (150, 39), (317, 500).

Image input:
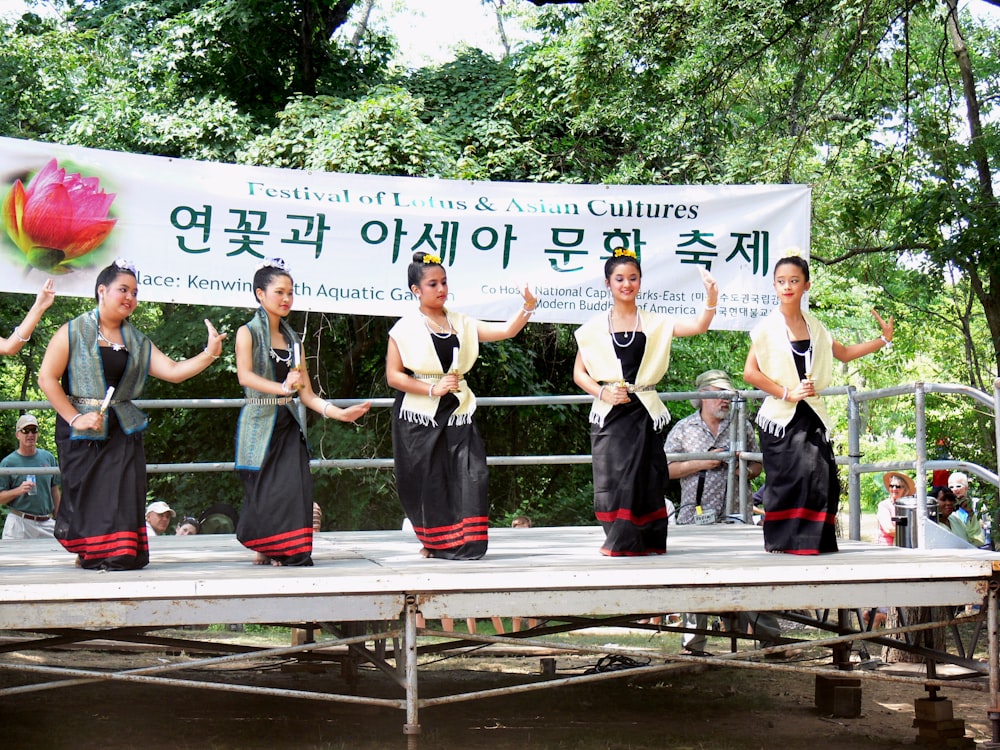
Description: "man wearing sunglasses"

(0, 414), (61, 539)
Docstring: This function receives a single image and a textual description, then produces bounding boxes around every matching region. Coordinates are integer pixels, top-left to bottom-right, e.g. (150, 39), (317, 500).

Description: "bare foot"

(419, 547), (433, 558)
(254, 552), (271, 565)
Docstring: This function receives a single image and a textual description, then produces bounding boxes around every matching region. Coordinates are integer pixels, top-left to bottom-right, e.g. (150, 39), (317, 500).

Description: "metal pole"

(727, 393), (741, 519)
(988, 580), (999, 745)
(914, 382), (927, 549)
(403, 595), (421, 745)
(735, 393), (750, 523)
(847, 385), (861, 540)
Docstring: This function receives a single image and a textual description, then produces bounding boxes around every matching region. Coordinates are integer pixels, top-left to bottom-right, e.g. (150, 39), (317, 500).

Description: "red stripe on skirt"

(595, 507), (668, 525)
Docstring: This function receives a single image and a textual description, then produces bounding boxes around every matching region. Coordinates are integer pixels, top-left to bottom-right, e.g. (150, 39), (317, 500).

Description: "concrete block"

(914, 697), (954, 722)
(815, 674), (863, 717)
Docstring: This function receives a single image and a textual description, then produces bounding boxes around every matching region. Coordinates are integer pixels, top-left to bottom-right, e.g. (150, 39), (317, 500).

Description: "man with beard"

(665, 370), (776, 656)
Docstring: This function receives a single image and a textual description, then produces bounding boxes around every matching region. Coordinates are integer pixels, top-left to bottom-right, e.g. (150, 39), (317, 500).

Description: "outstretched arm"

(673, 268), (718, 338)
(148, 319), (227, 383)
(476, 284), (538, 342)
(0, 279), (56, 356)
(833, 309), (894, 363)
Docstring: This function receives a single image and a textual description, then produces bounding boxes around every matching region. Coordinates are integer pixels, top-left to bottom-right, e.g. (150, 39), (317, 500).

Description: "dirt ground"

(0, 631), (995, 750)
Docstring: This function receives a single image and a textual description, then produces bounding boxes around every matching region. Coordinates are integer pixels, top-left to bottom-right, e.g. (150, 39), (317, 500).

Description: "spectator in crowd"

(175, 516), (200, 535)
(875, 471), (916, 546)
(935, 487), (985, 547)
(949, 471), (992, 550)
(664, 370), (774, 656)
(145, 500), (175, 536)
(0, 414), (61, 539)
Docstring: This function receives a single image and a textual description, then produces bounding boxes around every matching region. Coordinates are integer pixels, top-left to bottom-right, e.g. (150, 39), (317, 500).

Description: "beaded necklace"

(607, 308), (640, 348)
(421, 312), (455, 340)
(787, 319), (813, 376)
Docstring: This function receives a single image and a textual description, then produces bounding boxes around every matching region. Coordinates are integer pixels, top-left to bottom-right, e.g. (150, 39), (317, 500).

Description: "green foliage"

(241, 88), (454, 177)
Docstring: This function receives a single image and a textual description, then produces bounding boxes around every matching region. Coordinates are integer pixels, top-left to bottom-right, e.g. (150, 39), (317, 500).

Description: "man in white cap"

(0, 413), (61, 539)
(145, 500), (175, 536)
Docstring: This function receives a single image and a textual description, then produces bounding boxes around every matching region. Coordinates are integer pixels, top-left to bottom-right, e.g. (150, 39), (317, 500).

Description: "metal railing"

(2, 379), (998, 544)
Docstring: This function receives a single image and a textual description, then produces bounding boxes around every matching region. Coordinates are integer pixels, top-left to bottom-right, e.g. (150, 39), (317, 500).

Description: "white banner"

(0, 137), (809, 329)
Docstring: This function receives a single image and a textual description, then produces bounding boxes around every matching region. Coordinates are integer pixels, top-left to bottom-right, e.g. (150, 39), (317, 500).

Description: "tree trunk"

(881, 606), (948, 663)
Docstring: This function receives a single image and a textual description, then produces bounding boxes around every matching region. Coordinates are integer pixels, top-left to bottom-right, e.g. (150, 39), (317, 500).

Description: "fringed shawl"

(67, 310), (152, 439)
(389, 311), (479, 427)
(750, 309), (834, 436)
(574, 309), (675, 429)
(235, 306), (306, 470)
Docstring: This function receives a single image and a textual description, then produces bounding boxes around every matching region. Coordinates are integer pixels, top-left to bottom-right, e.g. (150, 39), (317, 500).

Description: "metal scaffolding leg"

(988, 581), (1000, 747)
(403, 595), (421, 745)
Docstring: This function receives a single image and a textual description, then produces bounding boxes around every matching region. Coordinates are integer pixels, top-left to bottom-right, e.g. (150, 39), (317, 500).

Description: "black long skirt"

(237, 407), (314, 566)
(54, 411), (150, 570)
(392, 392), (489, 560)
(759, 401), (840, 554)
(590, 399), (669, 556)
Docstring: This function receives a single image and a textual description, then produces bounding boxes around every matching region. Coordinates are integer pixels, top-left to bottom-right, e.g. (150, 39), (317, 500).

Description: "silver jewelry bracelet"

(12, 326), (29, 343)
(322, 402), (331, 419)
(781, 386), (788, 401)
(597, 386), (606, 402)
(428, 383), (435, 398)
(879, 335), (892, 351)
(68, 413), (83, 426)
(203, 348), (219, 360)
(704, 304), (717, 311)
(522, 305), (537, 316)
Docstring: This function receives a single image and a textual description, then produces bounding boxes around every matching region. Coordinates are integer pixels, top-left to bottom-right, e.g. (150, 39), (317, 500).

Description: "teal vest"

(235, 306), (306, 470)
(67, 310), (151, 439)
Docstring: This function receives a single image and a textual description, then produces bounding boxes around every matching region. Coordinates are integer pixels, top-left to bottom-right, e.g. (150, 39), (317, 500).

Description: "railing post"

(914, 382), (927, 548)
(847, 385), (861, 541)
(736, 392), (753, 523)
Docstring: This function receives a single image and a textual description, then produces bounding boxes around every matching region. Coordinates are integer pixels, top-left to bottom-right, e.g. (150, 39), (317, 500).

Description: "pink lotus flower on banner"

(2, 159), (117, 273)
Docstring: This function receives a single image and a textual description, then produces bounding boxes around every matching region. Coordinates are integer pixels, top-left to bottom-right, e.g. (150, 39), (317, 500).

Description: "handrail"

(2, 380), (997, 544)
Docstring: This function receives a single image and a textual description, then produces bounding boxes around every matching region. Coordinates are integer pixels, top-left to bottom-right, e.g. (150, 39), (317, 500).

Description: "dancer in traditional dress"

(1, 279), (55, 356)
(574, 249), (717, 556)
(38, 259), (226, 570)
(235, 259), (370, 566)
(386, 251), (536, 560)
(743, 253), (893, 554)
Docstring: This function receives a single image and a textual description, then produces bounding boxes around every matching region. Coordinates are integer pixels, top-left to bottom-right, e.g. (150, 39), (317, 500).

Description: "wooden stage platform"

(2, 524), (999, 739)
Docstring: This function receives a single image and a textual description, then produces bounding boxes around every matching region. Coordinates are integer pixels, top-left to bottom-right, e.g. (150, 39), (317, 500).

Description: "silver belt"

(244, 396), (296, 406)
(412, 373), (463, 382)
(70, 396), (124, 406)
(602, 382), (657, 394)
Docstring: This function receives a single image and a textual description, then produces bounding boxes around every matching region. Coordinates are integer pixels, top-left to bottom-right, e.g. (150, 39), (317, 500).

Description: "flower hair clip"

(781, 247), (803, 259)
(114, 258), (138, 276)
(256, 257), (291, 273)
(613, 248), (637, 258)
(422, 253), (443, 264)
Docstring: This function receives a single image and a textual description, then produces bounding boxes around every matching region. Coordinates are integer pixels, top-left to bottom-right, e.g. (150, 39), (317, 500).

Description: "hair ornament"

(781, 247), (803, 259)
(422, 253), (443, 265)
(256, 257), (291, 273)
(114, 258), (138, 276)
(613, 248), (637, 259)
